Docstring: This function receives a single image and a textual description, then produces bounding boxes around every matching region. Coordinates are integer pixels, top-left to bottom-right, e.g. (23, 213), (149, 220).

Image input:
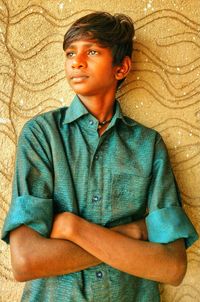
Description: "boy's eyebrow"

(66, 42), (103, 49)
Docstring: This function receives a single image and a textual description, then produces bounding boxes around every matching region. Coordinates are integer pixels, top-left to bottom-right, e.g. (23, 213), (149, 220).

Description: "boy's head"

(63, 12), (135, 88)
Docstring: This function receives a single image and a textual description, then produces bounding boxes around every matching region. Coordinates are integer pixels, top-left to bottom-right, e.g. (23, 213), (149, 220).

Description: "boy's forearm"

(10, 225), (101, 282)
(58, 213), (187, 286)
(10, 217), (147, 282)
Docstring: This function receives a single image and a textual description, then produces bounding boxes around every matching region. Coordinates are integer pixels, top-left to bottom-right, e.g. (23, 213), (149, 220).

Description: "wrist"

(50, 212), (81, 241)
(61, 212), (81, 241)
(69, 216), (91, 245)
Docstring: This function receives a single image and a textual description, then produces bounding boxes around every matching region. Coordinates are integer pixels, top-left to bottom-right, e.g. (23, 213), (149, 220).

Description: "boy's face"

(64, 39), (122, 98)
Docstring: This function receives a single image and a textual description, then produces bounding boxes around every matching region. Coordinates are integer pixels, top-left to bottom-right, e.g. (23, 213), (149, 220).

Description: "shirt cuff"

(145, 206), (199, 248)
(1, 195), (53, 243)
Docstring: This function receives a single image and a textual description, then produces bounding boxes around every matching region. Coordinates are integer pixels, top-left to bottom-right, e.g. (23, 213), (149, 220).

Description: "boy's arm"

(9, 218), (147, 282)
(9, 225), (100, 282)
(51, 212), (187, 286)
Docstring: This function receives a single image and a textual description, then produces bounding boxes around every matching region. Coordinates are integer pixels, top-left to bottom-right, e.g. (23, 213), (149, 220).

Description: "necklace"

(97, 118), (112, 129)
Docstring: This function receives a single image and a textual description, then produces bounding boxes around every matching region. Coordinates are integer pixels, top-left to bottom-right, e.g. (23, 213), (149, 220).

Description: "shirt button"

(89, 120), (94, 125)
(95, 154), (99, 160)
(92, 195), (101, 202)
(96, 271), (103, 279)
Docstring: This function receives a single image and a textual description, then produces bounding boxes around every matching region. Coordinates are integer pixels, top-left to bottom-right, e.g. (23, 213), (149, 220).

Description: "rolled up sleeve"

(1, 119), (54, 243)
(146, 206), (198, 248)
(2, 195), (53, 243)
(145, 134), (198, 248)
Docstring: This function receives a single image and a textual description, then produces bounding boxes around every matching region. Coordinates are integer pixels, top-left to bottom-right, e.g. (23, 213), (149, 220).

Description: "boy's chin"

(71, 88), (96, 97)
(68, 84), (90, 96)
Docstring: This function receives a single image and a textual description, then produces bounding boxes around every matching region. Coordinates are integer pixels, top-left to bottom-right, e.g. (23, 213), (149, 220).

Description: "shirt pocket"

(110, 173), (151, 221)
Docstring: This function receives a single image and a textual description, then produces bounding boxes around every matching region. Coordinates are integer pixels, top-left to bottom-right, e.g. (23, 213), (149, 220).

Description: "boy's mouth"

(70, 75), (89, 82)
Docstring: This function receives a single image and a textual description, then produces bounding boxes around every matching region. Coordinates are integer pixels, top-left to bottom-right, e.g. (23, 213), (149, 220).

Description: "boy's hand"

(51, 212), (148, 242)
(111, 219), (148, 241)
(50, 212), (79, 240)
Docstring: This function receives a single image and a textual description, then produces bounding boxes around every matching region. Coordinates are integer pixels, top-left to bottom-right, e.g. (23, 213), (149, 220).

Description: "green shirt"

(2, 95), (198, 302)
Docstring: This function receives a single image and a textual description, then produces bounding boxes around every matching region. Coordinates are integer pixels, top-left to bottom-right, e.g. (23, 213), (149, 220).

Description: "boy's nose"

(72, 55), (86, 69)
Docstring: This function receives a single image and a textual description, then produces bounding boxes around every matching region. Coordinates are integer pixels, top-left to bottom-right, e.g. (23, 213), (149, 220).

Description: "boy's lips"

(70, 74), (89, 82)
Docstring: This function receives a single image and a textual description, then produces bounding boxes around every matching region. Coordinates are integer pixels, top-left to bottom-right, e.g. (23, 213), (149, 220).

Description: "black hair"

(63, 12), (135, 87)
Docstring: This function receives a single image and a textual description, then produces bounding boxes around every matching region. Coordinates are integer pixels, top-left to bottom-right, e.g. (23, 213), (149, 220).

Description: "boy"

(1, 12), (198, 302)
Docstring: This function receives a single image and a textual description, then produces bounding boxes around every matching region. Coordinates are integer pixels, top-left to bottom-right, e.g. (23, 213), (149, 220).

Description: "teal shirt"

(2, 95), (198, 302)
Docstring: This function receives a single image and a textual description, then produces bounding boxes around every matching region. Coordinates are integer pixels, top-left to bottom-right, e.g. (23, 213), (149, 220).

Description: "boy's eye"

(66, 52), (75, 58)
(88, 50), (98, 56)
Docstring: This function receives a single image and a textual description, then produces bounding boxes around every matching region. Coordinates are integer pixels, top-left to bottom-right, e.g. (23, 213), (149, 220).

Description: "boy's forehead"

(66, 39), (105, 49)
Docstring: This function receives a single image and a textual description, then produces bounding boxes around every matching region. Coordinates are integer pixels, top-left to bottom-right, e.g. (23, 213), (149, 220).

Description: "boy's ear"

(115, 56), (132, 80)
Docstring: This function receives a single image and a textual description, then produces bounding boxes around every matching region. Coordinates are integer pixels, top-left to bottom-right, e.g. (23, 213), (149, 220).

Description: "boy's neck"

(78, 93), (116, 123)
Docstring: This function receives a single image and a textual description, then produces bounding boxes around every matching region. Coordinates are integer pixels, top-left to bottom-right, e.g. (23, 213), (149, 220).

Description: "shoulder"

(122, 115), (161, 143)
(21, 106), (69, 136)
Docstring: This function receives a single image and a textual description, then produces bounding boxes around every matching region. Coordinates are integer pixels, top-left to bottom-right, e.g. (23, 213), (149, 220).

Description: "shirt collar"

(114, 100), (136, 127)
(62, 94), (136, 127)
(63, 95), (89, 124)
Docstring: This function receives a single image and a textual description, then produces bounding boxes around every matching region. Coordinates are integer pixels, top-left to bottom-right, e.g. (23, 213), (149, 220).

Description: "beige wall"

(0, 0), (200, 301)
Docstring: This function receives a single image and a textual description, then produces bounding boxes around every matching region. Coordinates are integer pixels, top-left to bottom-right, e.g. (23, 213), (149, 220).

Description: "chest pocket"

(110, 173), (151, 221)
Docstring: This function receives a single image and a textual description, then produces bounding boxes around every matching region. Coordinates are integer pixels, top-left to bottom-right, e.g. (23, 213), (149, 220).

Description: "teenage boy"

(2, 12), (198, 302)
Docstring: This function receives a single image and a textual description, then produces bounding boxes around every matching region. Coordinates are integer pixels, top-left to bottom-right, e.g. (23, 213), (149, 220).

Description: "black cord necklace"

(98, 118), (112, 129)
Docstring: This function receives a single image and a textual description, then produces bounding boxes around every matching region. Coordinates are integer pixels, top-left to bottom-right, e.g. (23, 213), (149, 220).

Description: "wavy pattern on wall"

(0, 1), (199, 301)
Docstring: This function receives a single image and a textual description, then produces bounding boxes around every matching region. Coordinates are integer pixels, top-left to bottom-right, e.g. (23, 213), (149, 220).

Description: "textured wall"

(0, 0), (200, 301)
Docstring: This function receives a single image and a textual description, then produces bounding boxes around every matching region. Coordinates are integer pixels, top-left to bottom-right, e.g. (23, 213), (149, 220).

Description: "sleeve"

(1, 119), (54, 243)
(145, 134), (198, 248)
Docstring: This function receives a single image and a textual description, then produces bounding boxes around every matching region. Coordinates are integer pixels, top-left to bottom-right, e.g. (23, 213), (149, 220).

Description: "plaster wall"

(0, 0), (200, 301)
